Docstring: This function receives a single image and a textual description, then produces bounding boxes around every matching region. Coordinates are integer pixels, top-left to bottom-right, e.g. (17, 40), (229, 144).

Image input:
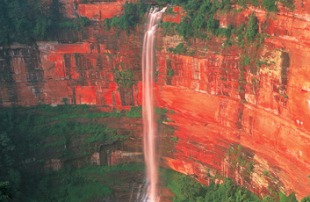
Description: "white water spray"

(142, 7), (166, 202)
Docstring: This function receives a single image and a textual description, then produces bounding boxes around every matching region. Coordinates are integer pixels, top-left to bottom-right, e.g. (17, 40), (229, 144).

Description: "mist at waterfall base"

(139, 7), (166, 202)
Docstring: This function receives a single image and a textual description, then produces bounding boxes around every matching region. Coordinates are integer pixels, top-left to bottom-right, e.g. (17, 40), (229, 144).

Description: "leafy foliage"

(0, 105), (133, 201)
(263, 0), (278, 12)
(161, 22), (177, 35)
(114, 66), (136, 89)
(174, 0), (221, 39)
(238, 0), (248, 7)
(29, 163), (144, 201)
(167, 43), (187, 54)
(0, 181), (12, 202)
(279, 0), (295, 10)
(125, 106), (142, 118)
(163, 169), (309, 202)
(105, 2), (149, 32)
(58, 17), (90, 30)
(301, 196), (310, 202)
(245, 13), (259, 42)
(163, 169), (261, 202)
(279, 191), (298, 202)
(0, 0), (90, 46)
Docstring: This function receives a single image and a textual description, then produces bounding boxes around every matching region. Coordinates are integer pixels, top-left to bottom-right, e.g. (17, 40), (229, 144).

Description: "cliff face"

(157, 2), (310, 199)
(0, 0), (142, 108)
(0, 0), (309, 199)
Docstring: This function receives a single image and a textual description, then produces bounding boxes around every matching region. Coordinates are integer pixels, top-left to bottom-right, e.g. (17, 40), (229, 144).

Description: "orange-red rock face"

(78, 1), (124, 20)
(156, 3), (310, 200)
(0, 23), (142, 108)
(0, 1), (310, 200)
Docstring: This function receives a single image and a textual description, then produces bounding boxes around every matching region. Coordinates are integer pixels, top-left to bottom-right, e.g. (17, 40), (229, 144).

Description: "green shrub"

(163, 169), (261, 202)
(0, 106), (139, 201)
(125, 106), (142, 118)
(167, 43), (187, 54)
(279, 191), (298, 202)
(250, 0), (260, 6)
(114, 67), (135, 89)
(241, 55), (251, 67)
(279, 0), (295, 10)
(301, 196), (310, 202)
(263, 0), (278, 12)
(167, 67), (174, 77)
(245, 13), (259, 42)
(58, 17), (90, 30)
(105, 2), (149, 32)
(238, 0), (247, 7)
(162, 22), (177, 35)
(0, 0), (91, 45)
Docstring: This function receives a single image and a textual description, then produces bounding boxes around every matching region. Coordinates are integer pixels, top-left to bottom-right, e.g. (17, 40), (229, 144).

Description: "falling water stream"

(142, 7), (166, 202)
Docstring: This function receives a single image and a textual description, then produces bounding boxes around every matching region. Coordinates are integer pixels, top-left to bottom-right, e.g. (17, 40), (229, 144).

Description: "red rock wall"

(156, 3), (310, 200)
(0, 1), (309, 200)
(0, 7), (143, 108)
(78, 1), (124, 20)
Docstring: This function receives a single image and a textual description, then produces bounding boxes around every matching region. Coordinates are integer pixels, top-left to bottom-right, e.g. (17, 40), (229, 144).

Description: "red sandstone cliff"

(156, 2), (310, 199)
(0, 0), (309, 200)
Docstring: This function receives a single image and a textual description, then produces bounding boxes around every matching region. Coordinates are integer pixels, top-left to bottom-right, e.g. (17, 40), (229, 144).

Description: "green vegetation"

(302, 196), (310, 202)
(0, 105), (309, 201)
(114, 65), (136, 89)
(29, 163), (144, 201)
(241, 55), (251, 67)
(175, 0), (221, 39)
(0, 105), (139, 201)
(167, 43), (187, 54)
(163, 169), (310, 202)
(105, 2), (149, 32)
(263, 0), (278, 12)
(0, 181), (12, 201)
(167, 67), (175, 77)
(0, 0), (90, 46)
(238, 0), (248, 8)
(158, 0), (261, 49)
(157, 0), (293, 43)
(0, 0), (294, 45)
(163, 169), (260, 202)
(162, 22), (178, 35)
(125, 106), (142, 118)
(227, 145), (254, 172)
(58, 17), (91, 30)
(166, 58), (174, 85)
(227, 144), (255, 182)
(156, 107), (169, 123)
(279, 0), (295, 10)
(245, 13), (259, 42)
(165, 7), (175, 14)
(170, 136), (179, 143)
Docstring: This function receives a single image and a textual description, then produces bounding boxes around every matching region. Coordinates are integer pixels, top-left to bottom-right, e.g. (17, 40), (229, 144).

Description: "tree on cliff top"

(105, 2), (149, 32)
(0, 0), (90, 46)
(0, 0), (61, 45)
(245, 13), (259, 42)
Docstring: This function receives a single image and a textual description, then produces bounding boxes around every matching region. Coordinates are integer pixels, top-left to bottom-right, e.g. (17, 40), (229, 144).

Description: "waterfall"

(142, 7), (166, 202)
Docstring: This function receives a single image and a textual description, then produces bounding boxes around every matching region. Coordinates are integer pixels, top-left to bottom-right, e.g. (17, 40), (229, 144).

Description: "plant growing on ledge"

(167, 43), (187, 54)
(104, 2), (149, 32)
(125, 106), (142, 118)
(263, 0), (278, 12)
(113, 64), (135, 89)
(227, 144), (255, 182)
(167, 67), (174, 77)
(245, 13), (259, 42)
(58, 17), (90, 30)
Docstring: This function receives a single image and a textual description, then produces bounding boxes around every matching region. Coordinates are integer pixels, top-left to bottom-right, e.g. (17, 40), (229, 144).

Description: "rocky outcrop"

(0, 0), (309, 200)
